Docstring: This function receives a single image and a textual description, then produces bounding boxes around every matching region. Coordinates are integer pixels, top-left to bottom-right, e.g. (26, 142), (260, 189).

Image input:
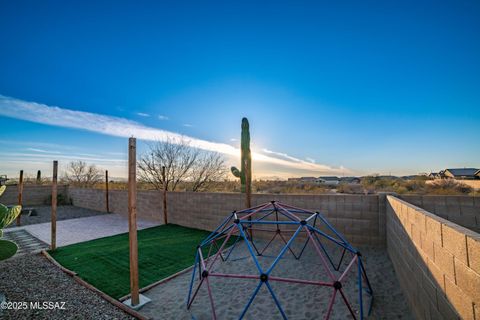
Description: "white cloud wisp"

(0, 95), (347, 175)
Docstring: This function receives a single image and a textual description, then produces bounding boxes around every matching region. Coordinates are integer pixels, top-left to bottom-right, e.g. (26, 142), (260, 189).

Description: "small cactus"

(0, 186), (22, 260)
(231, 118), (252, 207)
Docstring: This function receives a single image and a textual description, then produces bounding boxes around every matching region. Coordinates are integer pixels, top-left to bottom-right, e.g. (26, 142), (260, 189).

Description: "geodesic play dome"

(186, 201), (373, 319)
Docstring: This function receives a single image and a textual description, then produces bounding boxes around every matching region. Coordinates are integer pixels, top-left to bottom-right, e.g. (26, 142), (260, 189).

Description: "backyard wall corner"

(1, 184), (68, 206)
(386, 195), (480, 319)
(400, 195), (480, 233)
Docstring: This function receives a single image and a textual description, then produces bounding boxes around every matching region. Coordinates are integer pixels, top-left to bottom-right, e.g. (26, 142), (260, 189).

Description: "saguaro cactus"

(231, 117), (252, 208)
(0, 186), (22, 260)
(36, 170), (42, 184)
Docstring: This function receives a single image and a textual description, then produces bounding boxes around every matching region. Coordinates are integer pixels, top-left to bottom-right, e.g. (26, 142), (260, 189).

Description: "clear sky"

(0, 0), (479, 179)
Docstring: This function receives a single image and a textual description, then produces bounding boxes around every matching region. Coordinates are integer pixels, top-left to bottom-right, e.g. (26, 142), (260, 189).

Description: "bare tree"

(190, 152), (227, 192)
(63, 160), (102, 187)
(138, 137), (227, 192)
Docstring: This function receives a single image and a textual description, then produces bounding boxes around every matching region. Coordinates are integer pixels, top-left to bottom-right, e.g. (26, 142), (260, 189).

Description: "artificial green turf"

(49, 224), (234, 299)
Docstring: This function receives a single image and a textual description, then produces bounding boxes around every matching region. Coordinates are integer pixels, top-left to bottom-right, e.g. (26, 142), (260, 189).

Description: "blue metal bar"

(277, 231), (300, 259)
(265, 281), (287, 320)
(368, 295), (374, 316)
(258, 231), (279, 256)
(296, 212), (318, 260)
(224, 232), (242, 261)
(201, 213), (234, 246)
(186, 252), (199, 306)
(254, 209), (276, 222)
(266, 225), (303, 274)
(335, 248), (347, 271)
(312, 231), (338, 270)
(315, 212), (353, 248)
(201, 224), (235, 247)
(237, 224), (264, 274)
(244, 220), (299, 225)
(295, 235), (310, 260)
(241, 223), (262, 256)
(238, 281), (263, 320)
(358, 256), (364, 319)
(307, 225), (355, 252)
(359, 258), (373, 294)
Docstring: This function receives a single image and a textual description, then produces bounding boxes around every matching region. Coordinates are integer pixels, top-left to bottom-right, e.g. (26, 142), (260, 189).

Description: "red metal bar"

(210, 273), (259, 280)
(275, 203), (302, 221)
(324, 289), (337, 320)
(306, 229), (336, 281)
(338, 255), (358, 283)
(268, 276), (333, 287)
(205, 277), (217, 320)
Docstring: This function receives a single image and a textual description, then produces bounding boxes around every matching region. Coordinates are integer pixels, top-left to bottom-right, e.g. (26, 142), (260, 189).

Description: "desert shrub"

(426, 179), (472, 195)
(336, 183), (364, 194)
(44, 193), (72, 205)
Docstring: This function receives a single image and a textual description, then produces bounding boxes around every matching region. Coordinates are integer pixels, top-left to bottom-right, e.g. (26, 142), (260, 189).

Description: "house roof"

(445, 168), (479, 177)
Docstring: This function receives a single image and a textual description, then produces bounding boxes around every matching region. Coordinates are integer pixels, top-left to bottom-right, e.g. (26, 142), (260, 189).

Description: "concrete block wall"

(401, 195), (480, 233)
(168, 193), (383, 246)
(67, 188), (383, 246)
(0, 185), (68, 206)
(387, 195), (480, 319)
(69, 187), (165, 221)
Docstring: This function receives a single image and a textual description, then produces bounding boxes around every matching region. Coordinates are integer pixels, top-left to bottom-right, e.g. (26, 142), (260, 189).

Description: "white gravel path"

(8, 213), (159, 247)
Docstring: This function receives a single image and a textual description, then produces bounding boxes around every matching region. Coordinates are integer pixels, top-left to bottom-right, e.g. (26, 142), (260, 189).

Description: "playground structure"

(186, 201), (374, 319)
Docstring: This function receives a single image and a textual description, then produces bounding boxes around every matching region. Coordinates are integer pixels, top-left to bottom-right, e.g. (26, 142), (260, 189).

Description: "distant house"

(444, 168), (480, 180)
(429, 170), (446, 179)
(339, 177), (361, 184)
(288, 177), (318, 183)
(317, 176), (340, 185)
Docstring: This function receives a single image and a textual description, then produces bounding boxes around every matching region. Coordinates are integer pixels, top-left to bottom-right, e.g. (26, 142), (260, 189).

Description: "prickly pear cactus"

(0, 186), (22, 260)
(231, 117), (252, 207)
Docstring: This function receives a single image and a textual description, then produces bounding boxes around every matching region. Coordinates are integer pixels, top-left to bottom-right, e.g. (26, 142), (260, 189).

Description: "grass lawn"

(49, 224), (234, 299)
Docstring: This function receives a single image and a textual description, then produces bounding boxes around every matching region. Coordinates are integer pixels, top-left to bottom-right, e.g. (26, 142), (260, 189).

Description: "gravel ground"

(7, 206), (107, 228)
(0, 253), (134, 320)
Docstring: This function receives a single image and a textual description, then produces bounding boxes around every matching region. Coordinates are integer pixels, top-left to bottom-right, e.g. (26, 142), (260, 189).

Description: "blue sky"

(0, 1), (479, 179)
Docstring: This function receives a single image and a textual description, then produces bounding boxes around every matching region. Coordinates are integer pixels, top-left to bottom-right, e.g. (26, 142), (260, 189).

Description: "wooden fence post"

(162, 166), (168, 225)
(128, 138), (140, 306)
(51, 161), (58, 250)
(16, 170), (24, 226)
(105, 170), (110, 213)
